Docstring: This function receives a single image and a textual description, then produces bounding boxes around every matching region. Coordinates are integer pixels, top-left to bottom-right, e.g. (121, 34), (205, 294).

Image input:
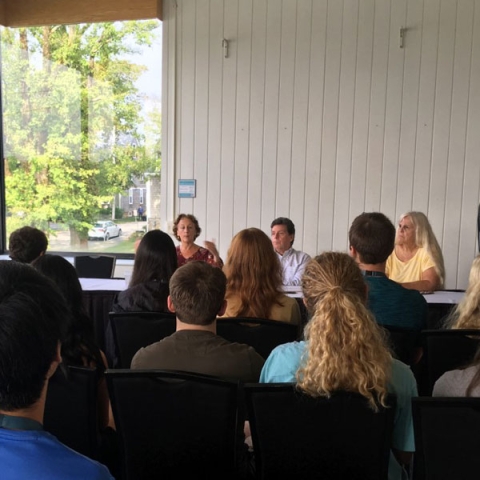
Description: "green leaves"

(2, 21), (161, 245)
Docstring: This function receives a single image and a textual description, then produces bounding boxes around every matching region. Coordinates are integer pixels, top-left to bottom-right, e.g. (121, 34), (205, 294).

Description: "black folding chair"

(381, 325), (420, 366)
(108, 311), (176, 368)
(106, 369), (245, 480)
(245, 383), (395, 480)
(419, 329), (480, 395)
(412, 397), (480, 480)
(44, 366), (99, 459)
(217, 317), (299, 359)
(75, 255), (116, 279)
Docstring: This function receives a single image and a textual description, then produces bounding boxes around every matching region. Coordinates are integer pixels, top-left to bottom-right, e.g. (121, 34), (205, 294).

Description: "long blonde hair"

(447, 255), (480, 329)
(223, 228), (284, 318)
(297, 252), (392, 410)
(400, 211), (445, 287)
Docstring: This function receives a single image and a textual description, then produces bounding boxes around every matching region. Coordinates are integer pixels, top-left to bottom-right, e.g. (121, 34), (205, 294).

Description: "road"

(48, 220), (147, 253)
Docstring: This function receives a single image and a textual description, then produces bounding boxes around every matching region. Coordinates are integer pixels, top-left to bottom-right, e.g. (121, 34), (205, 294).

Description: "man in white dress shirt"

(270, 217), (311, 286)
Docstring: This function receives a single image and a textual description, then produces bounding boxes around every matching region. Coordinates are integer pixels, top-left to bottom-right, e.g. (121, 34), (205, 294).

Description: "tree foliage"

(1, 21), (161, 245)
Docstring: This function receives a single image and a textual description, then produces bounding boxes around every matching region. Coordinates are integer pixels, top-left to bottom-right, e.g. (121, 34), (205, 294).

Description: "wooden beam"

(0, 0), (6, 26)
(2, 0), (162, 27)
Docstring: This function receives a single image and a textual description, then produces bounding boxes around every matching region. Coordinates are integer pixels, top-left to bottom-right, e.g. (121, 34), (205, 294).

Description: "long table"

(79, 278), (464, 352)
(80, 279), (124, 354)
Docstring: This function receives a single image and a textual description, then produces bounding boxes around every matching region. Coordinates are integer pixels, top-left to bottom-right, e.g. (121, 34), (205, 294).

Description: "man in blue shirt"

(348, 212), (428, 332)
(0, 261), (113, 480)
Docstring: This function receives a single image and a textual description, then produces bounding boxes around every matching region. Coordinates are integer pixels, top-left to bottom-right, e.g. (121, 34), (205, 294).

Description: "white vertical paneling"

(206, 0), (224, 246)
(458, 0), (480, 287)
(289, 0), (312, 251)
(428, 0), (456, 247)
(160, 0), (178, 230)
(303, 0), (327, 257)
(349, 0), (375, 221)
(193, 0), (209, 238)
(246, 0), (267, 229)
(365, 0), (390, 211)
(380, 0), (407, 215)
(261, 3), (282, 227)
(219, 1), (238, 251)
(177, 0), (196, 215)
(162, 0), (480, 288)
(395, 0), (424, 218)
(232, 0), (253, 236)
(318, 0), (343, 251)
(332, 0), (359, 250)
(274, 0), (296, 217)
(443, 0), (474, 287)
(413, 0), (440, 211)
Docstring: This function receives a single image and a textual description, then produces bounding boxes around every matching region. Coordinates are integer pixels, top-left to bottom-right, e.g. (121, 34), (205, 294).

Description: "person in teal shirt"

(260, 252), (418, 480)
(348, 212), (428, 332)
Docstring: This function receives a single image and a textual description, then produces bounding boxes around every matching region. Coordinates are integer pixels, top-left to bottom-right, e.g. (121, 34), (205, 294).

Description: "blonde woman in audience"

(445, 254), (480, 330)
(386, 211), (445, 292)
(220, 227), (301, 325)
(260, 252), (417, 480)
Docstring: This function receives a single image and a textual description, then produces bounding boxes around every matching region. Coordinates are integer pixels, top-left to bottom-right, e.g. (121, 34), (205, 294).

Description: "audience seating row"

(45, 367), (480, 480)
(109, 312), (300, 368)
(108, 311), (480, 398)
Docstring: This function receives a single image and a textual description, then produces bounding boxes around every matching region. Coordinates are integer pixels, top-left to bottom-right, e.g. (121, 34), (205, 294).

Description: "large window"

(1, 21), (162, 255)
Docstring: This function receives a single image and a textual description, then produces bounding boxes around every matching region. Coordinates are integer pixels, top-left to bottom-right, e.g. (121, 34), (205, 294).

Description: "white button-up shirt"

(276, 248), (311, 286)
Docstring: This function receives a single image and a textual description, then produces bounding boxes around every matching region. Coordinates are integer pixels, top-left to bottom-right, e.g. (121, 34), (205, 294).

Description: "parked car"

(88, 221), (122, 241)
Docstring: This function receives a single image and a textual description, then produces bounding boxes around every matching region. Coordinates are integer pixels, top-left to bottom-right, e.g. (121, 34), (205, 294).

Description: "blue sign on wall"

(178, 179), (196, 198)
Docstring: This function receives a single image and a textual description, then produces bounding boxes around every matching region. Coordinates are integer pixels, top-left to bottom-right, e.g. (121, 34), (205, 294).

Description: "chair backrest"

(420, 329), (480, 395)
(44, 365), (98, 459)
(216, 317), (299, 359)
(109, 312), (177, 368)
(105, 369), (242, 480)
(381, 325), (419, 366)
(412, 397), (480, 480)
(75, 255), (116, 279)
(244, 383), (395, 480)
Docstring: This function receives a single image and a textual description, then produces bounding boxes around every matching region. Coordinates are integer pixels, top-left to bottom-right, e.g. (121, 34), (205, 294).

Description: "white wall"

(161, 0), (480, 289)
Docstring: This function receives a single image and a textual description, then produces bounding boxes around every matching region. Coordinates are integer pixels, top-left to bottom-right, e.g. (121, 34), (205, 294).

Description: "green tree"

(2, 21), (160, 246)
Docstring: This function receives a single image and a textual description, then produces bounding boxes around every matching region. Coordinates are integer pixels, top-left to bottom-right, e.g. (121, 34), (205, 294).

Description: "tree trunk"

(69, 225), (88, 248)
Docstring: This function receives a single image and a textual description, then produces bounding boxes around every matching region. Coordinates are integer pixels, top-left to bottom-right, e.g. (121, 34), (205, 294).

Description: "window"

(1, 21), (162, 255)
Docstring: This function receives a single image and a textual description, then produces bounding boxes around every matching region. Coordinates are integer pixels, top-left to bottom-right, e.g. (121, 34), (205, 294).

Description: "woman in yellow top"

(219, 227), (301, 325)
(386, 211), (445, 292)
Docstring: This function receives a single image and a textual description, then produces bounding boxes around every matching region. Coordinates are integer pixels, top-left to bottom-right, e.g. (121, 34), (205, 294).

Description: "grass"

(101, 238), (137, 254)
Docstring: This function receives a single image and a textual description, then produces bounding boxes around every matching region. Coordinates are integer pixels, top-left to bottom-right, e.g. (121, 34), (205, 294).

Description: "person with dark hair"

(259, 252), (417, 480)
(0, 260), (113, 479)
(270, 217), (311, 286)
(8, 226), (48, 263)
(131, 261), (265, 382)
(112, 229), (178, 313)
(32, 254), (113, 430)
(349, 212), (428, 332)
(132, 261), (264, 478)
(173, 213), (223, 268)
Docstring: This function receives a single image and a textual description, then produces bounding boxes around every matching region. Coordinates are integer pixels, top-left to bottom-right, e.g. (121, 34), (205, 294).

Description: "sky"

(127, 22), (163, 111)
